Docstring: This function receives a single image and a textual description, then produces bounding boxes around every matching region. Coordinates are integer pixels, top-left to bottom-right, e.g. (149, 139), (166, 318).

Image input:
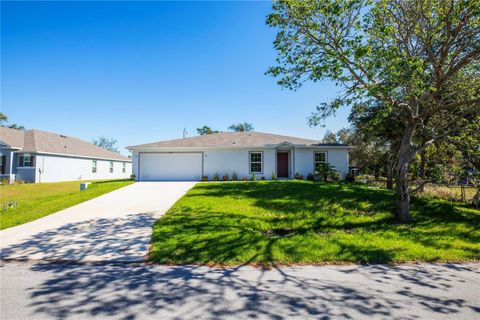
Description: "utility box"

(80, 182), (90, 191)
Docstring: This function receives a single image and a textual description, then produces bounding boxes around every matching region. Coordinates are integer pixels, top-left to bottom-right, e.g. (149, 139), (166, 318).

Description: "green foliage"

(250, 173), (257, 181)
(92, 136), (119, 153)
(228, 122), (254, 132)
(150, 181), (480, 265)
(231, 172), (238, 181)
(196, 125), (219, 135)
(0, 112), (25, 130)
(213, 173), (220, 181)
(294, 172), (304, 180)
(315, 162), (338, 182)
(267, 0), (480, 221)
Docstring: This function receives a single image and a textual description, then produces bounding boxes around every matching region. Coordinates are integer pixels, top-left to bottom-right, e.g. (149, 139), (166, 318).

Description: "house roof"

(0, 127), (130, 161)
(0, 126), (25, 149)
(128, 131), (349, 149)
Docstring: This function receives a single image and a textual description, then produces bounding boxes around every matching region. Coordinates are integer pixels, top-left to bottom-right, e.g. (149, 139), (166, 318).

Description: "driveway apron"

(0, 182), (195, 262)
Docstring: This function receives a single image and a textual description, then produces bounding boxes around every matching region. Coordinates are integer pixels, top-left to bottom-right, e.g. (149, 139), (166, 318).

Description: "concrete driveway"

(0, 182), (196, 262)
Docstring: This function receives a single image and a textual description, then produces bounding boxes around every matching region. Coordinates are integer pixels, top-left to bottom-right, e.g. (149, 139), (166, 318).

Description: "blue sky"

(2, 1), (350, 155)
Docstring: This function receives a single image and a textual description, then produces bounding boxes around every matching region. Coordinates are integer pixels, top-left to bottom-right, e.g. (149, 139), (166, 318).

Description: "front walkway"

(0, 182), (196, 262)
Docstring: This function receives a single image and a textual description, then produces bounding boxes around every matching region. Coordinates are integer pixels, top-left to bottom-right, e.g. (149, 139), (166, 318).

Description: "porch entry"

(277, 152), (289, 178)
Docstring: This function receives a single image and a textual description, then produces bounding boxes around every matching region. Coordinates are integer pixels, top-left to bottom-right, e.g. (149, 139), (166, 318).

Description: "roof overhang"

(0, 142), (22, 150)
(14, 150), (132, 162)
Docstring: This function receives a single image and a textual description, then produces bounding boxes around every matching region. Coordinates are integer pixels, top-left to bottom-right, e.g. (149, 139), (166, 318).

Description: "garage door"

(139, 153), (203, 181)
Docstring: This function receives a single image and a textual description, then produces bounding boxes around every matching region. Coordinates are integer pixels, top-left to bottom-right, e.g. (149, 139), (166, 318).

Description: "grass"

(422, 184), (477, 202)
(0, 179), (134, 230)
(150, 181), (480, 265)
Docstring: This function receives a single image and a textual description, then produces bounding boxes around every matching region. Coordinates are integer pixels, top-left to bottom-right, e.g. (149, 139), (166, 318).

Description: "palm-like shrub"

(315, 163), (338, 182)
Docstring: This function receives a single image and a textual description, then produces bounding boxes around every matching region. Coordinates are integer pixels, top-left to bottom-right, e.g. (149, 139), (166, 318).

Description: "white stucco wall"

(132, 147), (349, 181)
(294, 148), (349, 178)
(203, 148), (275, 179)
(34, 154), (132, 183)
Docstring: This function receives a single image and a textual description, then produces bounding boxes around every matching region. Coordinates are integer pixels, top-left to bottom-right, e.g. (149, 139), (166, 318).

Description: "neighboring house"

(128, 131), (350, 181)
(0, 127), (132, 183)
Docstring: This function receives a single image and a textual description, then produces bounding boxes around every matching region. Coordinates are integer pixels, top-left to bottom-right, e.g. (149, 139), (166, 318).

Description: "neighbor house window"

(109, 161), (114, 173)
(122, 162), (126, 173)
(314, 152), (327, 172)
(19, 154), (35, 167)
(249, 151), (263, 173)
(92, 160), (97, 173)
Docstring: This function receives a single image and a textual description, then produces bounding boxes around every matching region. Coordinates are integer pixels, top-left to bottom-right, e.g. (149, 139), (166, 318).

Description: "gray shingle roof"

(0, 126), (25, 149)
(0, 127), (130, 161)
(128, 131), (349, 149)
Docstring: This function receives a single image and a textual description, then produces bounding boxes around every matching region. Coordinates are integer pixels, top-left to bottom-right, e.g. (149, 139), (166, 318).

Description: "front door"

(277, 152), (289, 178)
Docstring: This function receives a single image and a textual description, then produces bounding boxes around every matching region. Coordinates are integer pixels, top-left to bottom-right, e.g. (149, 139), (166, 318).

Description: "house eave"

(14, 150), (131, 162)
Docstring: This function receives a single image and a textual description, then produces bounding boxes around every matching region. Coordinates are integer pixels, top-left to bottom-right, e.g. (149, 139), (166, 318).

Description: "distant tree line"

(0, 113), (25, 130)
(196, 122), (254, 136)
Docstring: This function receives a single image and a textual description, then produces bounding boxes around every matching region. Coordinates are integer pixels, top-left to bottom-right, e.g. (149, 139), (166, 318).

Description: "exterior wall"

(133, 148), (274, 180)
(132, 147), (349, 181)
(203, 148), (275, 180)
(15, 167), (36, 182)
(294, 148), (349, 178)
(34, 154), (132, 183)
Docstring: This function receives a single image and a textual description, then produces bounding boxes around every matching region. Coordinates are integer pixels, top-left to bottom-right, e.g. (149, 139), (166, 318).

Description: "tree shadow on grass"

(151, 181), (480, 264)
(3, 261), (477, 320)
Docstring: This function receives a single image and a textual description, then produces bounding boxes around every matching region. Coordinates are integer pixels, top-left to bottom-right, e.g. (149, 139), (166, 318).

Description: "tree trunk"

(395, 159), (412, 223)
(473, 188), (480, 209)
(395, 123), (416, 223)
(386, 168), (394, 189)
(418, 142), (427, 192)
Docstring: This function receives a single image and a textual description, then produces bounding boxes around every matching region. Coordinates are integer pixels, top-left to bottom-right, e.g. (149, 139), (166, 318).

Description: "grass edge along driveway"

(1, 179), (134, 230)
(150, 180), (480, 265)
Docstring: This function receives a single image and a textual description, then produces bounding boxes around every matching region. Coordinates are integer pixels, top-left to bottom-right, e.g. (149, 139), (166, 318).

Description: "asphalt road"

(1, 261), (479, 320)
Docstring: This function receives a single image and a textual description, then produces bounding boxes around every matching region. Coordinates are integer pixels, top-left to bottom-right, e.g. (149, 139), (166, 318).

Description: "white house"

(0, 127), (132, 183)
(128, 131), (350, 181)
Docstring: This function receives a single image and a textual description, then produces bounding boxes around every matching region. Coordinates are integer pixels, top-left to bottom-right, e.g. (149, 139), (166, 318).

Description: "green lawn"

(0, 179), (134, 230)
(150, 181), (480, 265)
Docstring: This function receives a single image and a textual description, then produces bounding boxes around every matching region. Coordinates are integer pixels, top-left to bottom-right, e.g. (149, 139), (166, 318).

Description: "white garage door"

(139, 153), (203, 181)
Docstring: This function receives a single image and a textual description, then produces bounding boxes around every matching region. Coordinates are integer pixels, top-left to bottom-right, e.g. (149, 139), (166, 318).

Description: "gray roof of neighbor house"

(128, 131), (350, 149)
(0, 126), (130, 161)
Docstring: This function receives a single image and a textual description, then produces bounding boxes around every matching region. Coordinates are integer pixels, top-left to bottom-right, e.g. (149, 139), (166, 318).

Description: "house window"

(122, 162), (126, 173)
(19, 154), (35, 167)
(109, 161), (114, 173)
(92, 160), (97, 173)
(249, 151), (263, 173)
(314, 152), (327, 173)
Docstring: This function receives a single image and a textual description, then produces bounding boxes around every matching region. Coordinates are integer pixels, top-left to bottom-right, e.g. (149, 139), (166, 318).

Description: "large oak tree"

(267, 0), (480, 222)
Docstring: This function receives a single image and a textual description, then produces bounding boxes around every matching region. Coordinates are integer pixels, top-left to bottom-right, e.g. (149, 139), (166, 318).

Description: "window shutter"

(31, 156), (35, 167)
(19, 156), (24, 167)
